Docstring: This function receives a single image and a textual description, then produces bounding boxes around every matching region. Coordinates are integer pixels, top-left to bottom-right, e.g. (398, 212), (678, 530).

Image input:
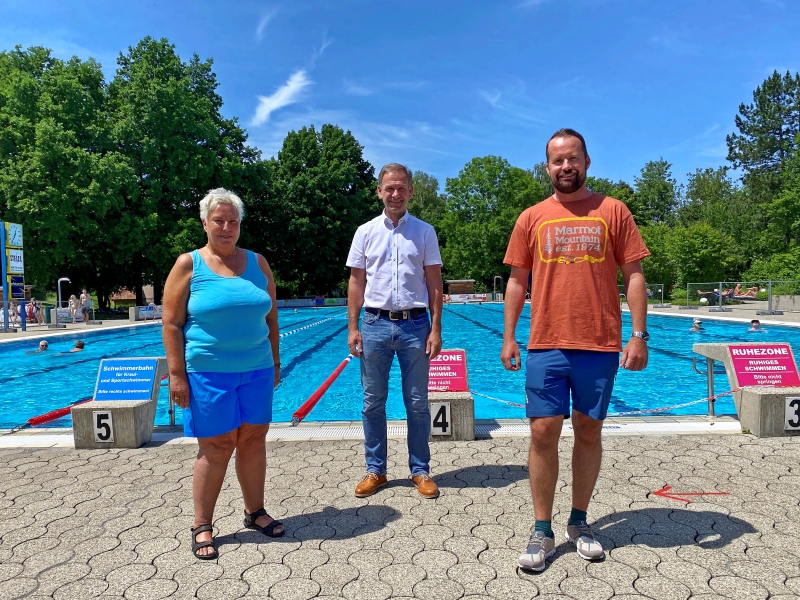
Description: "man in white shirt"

(346, 163), (444, 499)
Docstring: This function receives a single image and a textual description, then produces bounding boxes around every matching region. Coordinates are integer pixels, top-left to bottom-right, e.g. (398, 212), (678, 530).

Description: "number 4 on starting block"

(430, 402), (451, 435)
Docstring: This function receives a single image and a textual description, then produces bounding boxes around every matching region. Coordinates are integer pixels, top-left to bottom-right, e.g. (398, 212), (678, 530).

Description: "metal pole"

(767, 280), (772, 313)
(686, 282), (690, 307)
(169, 396), (175, 427)
(718, 281), (723, 309)
(706, 357), (715, 416)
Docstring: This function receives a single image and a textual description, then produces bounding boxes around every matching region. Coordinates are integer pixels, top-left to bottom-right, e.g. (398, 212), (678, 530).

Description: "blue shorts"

(183, 367), (274, 438)
(525, 349), (619, 421)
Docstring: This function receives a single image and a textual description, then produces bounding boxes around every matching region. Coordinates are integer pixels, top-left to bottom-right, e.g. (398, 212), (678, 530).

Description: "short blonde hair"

(199, 188), (245, 222)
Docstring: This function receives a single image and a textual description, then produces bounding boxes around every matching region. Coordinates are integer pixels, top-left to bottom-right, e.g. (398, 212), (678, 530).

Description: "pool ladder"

(691, 357), (726, 416)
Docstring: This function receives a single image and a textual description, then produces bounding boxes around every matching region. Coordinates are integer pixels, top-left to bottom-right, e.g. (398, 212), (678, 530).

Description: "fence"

(617, 283), (671, 307)
(677, 280), (800, 315)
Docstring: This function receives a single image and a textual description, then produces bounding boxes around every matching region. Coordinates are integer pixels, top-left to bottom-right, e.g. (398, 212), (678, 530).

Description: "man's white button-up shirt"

(346, 211), (442, 310)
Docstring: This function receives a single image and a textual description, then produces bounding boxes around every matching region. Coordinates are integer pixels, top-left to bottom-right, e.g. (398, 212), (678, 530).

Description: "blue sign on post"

(94, 358), (159, 401)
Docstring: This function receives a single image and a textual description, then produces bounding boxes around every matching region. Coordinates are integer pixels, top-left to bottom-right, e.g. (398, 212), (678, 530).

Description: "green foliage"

(439, 156), (548, 287)
(743, 244), (800, 282)
(666, 222), (735, 285)
(267, 124), (377, 297)
(0, 46), (137, 306)
(108, 36), (262, 303)
(639, 224), (675, 291)
(727, 70), (800, 197)
(408, 171), (446, 228)
(633, 159), (679, 224)
(767, 142), (800, 248)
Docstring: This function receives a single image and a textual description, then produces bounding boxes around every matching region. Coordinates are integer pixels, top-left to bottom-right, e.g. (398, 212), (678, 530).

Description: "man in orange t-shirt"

(502, 129), (650, 572)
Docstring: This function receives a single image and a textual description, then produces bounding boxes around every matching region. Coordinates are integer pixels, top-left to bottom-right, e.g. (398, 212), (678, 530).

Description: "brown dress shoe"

(412, 473), (439, 499)
(354, 472), (387, 497)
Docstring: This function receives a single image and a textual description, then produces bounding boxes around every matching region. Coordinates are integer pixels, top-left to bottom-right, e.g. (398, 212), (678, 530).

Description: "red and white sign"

(428, 349), (469, 392)
(728, 344), (800, 387)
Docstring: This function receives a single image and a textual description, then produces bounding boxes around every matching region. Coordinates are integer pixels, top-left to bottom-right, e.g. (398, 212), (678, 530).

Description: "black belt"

(365, 307), (427, 321)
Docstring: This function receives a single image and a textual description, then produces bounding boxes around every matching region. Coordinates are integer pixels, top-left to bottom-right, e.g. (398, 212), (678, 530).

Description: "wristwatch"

(631, 331), (650, 342)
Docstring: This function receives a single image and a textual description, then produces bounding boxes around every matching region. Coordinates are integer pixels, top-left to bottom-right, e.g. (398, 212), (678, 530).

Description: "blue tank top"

(183, 249), (274, 373)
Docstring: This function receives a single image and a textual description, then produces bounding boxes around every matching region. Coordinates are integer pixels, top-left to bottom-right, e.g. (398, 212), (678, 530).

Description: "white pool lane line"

(0, 418), (742, 447)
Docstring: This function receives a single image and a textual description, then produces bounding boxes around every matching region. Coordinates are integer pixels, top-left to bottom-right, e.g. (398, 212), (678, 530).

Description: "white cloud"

(344, 80), (374, 96)
(517, 0), (553, 7)
(650, 31), (699, 56)
(256, 7), (279, 42)
(480, 90), (502, 107)
(309, 30), (333, 67)
(250, 70), (312, 126)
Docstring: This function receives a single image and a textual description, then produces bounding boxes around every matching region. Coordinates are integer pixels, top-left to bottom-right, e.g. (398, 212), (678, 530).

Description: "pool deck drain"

(0, 415), (741, 448)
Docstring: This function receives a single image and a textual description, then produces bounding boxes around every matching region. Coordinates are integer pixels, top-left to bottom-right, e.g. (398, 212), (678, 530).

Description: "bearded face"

(551, 165), (586, 194)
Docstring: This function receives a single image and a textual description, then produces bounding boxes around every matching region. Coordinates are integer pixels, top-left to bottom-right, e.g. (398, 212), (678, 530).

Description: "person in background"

(68, 294), (79, 323)
(70, 340), (85, 352)
(748, 319), (765, 333)
(690, 318), (704, 332)
(79, 289), (92, 324)
(162, 188), (282, 560)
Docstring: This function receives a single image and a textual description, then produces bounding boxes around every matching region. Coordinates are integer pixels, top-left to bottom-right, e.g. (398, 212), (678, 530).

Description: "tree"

(666, 222), (734, 285)
(440, 156), (548, 286)
(633, 159), (679, 224)
(408, 171), (446, 230)
(585, 176), (637, 215)
(267, 124), (377, 297)
(727, 70), (800, 196)
(0, 46), (136, 303)
(767, 142), (800, 248)
(531, 161), (554, 197)
(639, 224), (675, 293)
(108, 37), (262, 304)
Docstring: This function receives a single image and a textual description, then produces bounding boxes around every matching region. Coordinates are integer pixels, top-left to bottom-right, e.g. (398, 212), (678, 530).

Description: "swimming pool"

(1, 305), (795, 428)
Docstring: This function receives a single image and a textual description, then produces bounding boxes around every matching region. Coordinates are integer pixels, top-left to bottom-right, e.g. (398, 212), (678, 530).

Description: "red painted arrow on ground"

(652, 486), (729, 504)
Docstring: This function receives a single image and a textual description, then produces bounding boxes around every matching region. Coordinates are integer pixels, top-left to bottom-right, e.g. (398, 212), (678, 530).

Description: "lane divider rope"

(471, 388), (746, 416)
(292, 354), (354, 425)
(279, 311), (346, 339)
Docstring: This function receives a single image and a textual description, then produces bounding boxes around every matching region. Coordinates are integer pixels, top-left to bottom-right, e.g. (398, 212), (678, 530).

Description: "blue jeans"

(360, 311), (431, 476)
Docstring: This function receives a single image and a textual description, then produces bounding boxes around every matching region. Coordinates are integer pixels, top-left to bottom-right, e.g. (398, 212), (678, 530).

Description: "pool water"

(1, 305), (794, 428)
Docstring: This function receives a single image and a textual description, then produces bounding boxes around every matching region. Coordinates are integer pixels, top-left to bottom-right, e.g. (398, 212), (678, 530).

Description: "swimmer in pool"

(748, 319), (765, 333)
(689, 318), (704, 332)
(26, 340), (49, 354)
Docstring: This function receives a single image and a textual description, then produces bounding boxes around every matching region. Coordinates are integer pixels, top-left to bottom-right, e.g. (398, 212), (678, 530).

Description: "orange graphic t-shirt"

(503, 193), (649, 352)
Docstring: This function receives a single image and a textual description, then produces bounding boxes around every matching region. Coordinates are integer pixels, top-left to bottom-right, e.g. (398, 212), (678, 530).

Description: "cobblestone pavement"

(1, 433), (799, 599)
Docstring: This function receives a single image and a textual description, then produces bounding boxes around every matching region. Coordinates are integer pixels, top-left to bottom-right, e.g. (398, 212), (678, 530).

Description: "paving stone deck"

(1, 433), (799, 599)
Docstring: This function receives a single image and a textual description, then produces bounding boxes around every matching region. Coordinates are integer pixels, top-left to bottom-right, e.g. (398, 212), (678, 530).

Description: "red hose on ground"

(291, 355), (354, 426)
(27, 398), (92, 426)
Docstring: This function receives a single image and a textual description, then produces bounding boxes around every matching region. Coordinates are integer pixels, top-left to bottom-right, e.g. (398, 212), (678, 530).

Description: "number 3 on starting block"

(786, 397), (800, 431)
(93, 411), (114, 442)
(430, 402), (451, 436)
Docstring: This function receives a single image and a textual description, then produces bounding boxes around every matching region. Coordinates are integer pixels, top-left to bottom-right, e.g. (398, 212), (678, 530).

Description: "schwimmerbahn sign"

(0, 222), (24, 331)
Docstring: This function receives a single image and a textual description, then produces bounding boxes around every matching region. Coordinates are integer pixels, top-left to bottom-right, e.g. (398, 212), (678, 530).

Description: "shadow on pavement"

(593, 507), (757, 550)
(436, 464), (528, 488)
(216, 504), (400, 547)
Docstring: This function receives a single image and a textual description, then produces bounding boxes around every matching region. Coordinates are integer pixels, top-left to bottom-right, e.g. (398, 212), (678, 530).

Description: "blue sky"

(2, 0), (798, 189)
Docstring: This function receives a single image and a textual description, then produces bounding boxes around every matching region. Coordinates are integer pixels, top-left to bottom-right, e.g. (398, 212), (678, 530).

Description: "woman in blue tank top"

(162, 188), (283, 560)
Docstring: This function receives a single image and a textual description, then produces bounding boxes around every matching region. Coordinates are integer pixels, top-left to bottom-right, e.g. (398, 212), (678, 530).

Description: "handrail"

(692, 357), (716, 416)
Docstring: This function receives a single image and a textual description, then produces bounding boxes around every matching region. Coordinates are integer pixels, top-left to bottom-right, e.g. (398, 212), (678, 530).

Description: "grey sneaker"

(565, 520), (604, 560)
(518, 530), (556, 571)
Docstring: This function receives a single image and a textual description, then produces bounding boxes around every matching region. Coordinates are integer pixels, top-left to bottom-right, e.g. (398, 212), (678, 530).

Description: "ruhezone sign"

(429, 349), (469, 392)
(94, 358), (159, 401)
(728, 344), (800, 387)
